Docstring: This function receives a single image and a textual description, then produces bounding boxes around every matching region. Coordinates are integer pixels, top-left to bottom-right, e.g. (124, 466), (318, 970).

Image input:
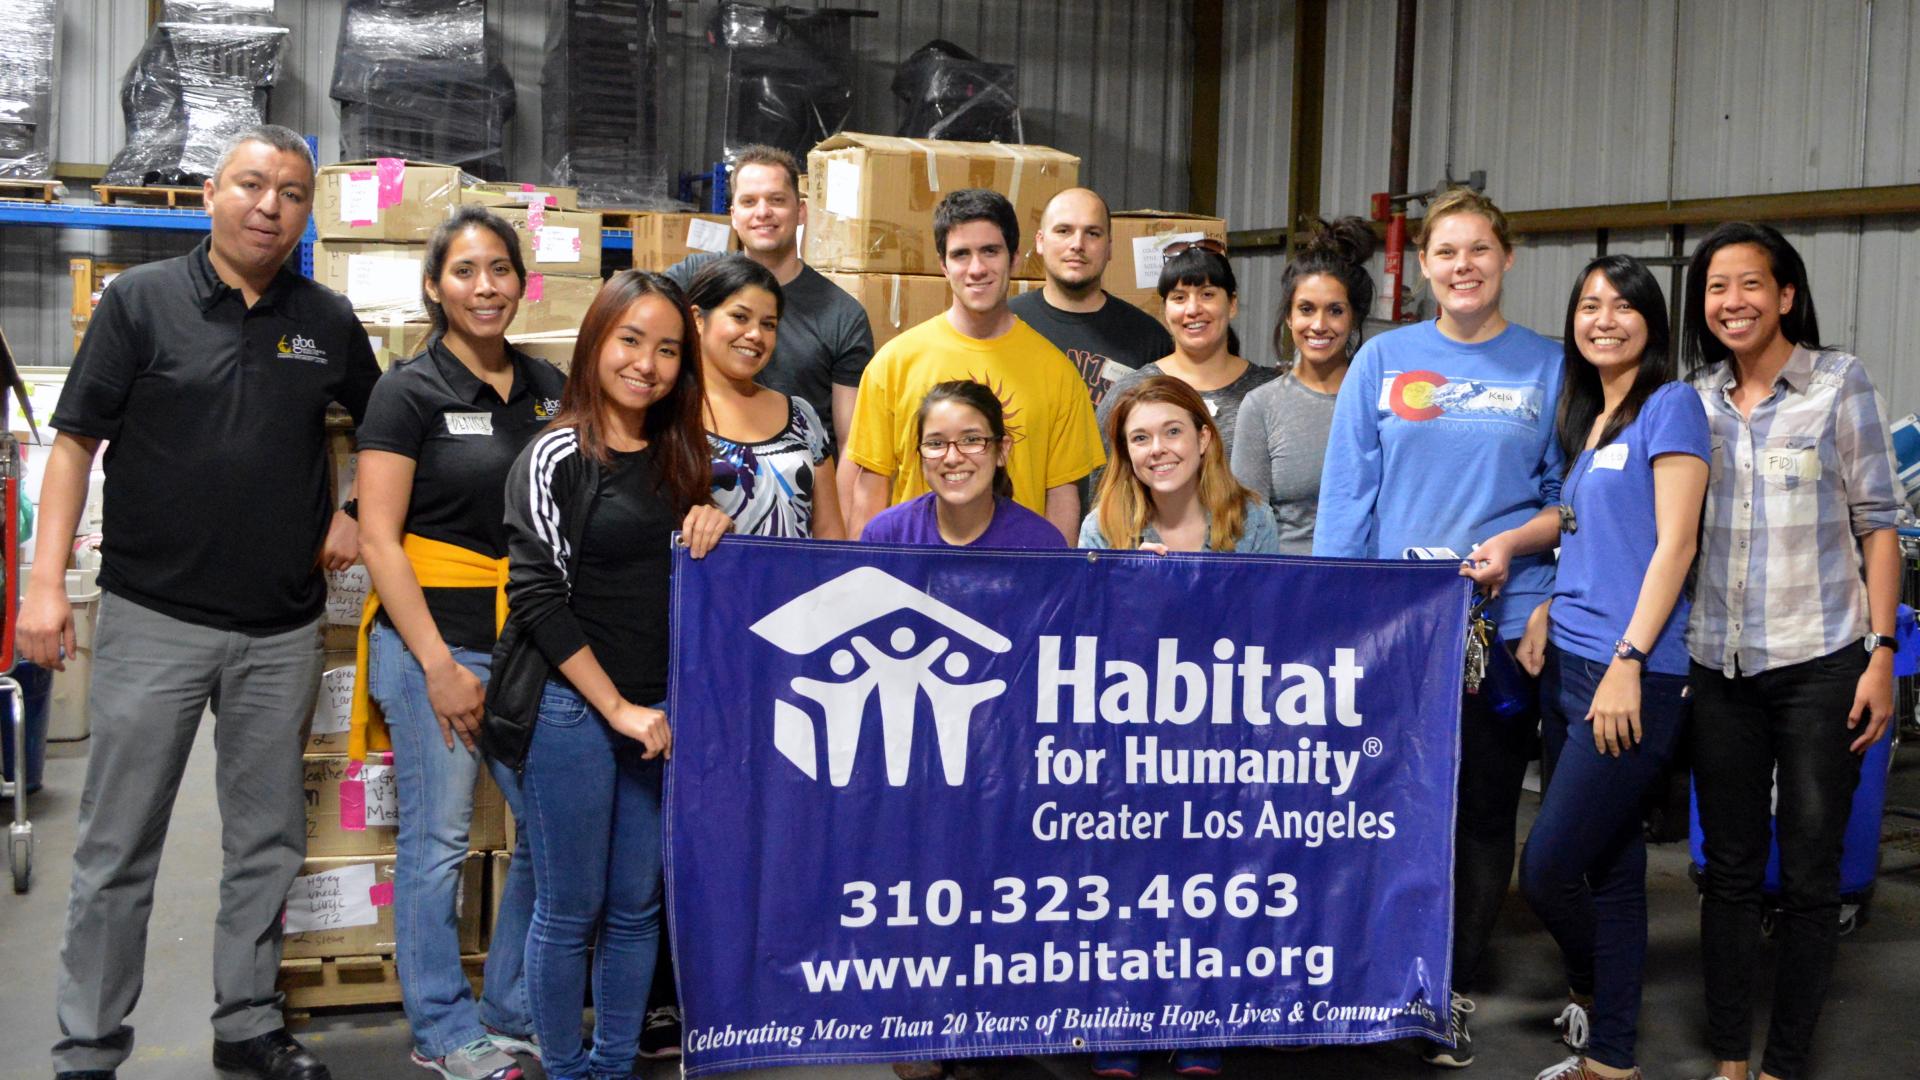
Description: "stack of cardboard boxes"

(804, 132), (1078, 348)
(625, 210), (738, 273)
(312, 161), (606, 370)
(69, 258), (132, 357)
(280, 516), (517, 1007)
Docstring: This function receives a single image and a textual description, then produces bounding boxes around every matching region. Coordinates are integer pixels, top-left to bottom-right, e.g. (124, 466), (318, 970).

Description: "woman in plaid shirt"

(1681, 222), (1902, 1080)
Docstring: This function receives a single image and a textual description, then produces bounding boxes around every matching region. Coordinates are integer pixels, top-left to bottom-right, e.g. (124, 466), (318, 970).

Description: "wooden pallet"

(280, 952), (486, 1015)
(92, 183), (203, 208)
(0, 178), (63, 203)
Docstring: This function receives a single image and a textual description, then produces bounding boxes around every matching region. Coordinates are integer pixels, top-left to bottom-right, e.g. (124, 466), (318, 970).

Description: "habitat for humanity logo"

(748, 566), (1010, 787)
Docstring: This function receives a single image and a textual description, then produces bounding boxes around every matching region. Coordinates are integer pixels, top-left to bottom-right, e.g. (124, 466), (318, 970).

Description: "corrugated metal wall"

(5, 0), (1194, 366)
(1226, 0), (1920, 419)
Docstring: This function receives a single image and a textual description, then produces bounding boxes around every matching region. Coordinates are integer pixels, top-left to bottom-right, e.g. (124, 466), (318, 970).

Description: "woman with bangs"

(1098, 241), (1277, 454)
(1081, 376), (1279, 553)
(493, 271), (733, 1080)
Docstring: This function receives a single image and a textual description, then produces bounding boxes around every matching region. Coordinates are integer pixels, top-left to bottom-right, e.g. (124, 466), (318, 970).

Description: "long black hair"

(1556, 254), (1675, 470)
(685, 252), (785, 318)
(1681, 221), (1824, 377)
(1273, 216), (1377, 367)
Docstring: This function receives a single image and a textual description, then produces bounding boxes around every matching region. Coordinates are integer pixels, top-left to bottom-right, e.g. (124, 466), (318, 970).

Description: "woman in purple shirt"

(860, 380), (1067, 550)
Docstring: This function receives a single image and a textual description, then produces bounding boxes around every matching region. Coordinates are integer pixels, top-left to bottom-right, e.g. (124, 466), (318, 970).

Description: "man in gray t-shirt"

(665, 145), (874, 453)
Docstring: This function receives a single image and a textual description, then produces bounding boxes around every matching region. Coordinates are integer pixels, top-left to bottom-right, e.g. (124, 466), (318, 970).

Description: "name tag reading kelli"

(1760, 446), (1819, 481)
(446, 412), (494, 436)
(1591, 443), (1629, 471)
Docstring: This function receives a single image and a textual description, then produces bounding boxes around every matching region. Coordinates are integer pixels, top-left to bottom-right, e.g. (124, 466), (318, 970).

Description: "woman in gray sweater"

(1229, 217), (1376, 553)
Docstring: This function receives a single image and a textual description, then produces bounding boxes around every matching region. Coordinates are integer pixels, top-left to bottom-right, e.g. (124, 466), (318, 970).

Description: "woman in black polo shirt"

(354, 205), (564, 1080)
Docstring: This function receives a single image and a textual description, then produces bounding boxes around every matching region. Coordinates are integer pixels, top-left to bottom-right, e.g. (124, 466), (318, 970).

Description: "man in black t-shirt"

(1008, 187), (1173, 412)
(665, 144), (874, 456)
(27, 127), (379, 1080)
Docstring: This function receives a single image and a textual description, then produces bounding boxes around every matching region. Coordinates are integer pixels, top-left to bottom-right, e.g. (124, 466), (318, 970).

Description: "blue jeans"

(1519, 644), (1689, 1070)
(369, 623), (536, 1059)
(520, 680), (665, 1080)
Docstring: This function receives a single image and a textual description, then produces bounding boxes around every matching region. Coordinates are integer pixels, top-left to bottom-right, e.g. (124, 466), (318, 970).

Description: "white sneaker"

(1554, 1001), (1590, 1052)
(410, 1039), (522, 1080)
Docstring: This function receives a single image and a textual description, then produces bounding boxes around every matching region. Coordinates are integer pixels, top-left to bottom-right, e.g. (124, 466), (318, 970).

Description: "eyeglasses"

(1162, 237), (1227, 258)
(919, 435), (996, 458)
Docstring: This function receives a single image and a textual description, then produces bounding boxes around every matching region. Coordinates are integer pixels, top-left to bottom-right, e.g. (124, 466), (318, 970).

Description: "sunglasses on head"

(1162, 237), (1227, 258)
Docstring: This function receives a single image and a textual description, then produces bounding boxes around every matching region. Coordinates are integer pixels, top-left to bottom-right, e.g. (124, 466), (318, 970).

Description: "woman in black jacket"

(497, 271), (730, 1080)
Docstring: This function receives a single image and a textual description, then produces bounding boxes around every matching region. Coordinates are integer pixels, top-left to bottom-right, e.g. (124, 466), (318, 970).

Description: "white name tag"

(1760, 446), (1819, 480)
(446, 412), (494, 436)
(1591, 443), (1629, 471)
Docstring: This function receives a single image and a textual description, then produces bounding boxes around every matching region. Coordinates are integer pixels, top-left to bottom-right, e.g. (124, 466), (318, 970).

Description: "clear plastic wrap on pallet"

(103, 8), (289, 187)
(0, 1), (61, 180)
(707, 2), (856, 165)
(892, 39), (1022, 144)
(157, 0), (274, 22)
(330, 0), (516, 178)
(541, 0), (677, 209)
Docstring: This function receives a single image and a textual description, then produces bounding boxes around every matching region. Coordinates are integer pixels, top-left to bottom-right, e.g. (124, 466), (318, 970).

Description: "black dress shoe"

(212, 1029), (332, 1080)
(54, 1072), (117, 1079)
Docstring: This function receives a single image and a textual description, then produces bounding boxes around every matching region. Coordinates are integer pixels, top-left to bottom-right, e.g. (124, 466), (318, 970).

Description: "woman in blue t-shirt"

(1513, 255), (1709, 1080)
(1314, 186), (1564, 1067)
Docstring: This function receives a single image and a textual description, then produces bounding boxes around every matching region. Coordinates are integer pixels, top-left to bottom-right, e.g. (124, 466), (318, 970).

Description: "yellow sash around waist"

(348, 534), (510, 762)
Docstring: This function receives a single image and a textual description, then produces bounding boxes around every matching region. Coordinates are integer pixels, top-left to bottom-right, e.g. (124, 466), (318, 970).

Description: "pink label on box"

(368, 882), (394, 907)
(527, 203), (546, 231)
(340, 758), (366, 832)
(526, 273), (545, 301)
(375, 157), (406, 208)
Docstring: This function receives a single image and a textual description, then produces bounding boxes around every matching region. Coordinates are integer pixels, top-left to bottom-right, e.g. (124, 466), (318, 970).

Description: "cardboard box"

(304, 753), (507, 856)
(509, 331), (578, 373)
(1105, 210), (1229, 319)
(513, 272), (601, 336)
(821, 273), (952, 351)
(465, 182), (579, 211)
(805, 133), (1079, 278)
(490, 206), (604, 278)
(361, 318), (435, 371)
(629, 211), (738, 272)
(70, 257), (132, 327)
(317, 161), (465, 242)
(314, 240), (427, 320)
(486, 850), (512, 940)
(281, 854), (483, 959)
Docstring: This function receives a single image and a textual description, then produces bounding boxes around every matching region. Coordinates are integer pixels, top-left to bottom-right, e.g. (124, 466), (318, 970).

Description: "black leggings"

(1452, 680), (1540, 992)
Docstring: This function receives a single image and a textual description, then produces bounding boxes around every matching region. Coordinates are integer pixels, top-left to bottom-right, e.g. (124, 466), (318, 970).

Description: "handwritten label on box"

(284, 862), (379, 934)
(326, 566), (370, 626)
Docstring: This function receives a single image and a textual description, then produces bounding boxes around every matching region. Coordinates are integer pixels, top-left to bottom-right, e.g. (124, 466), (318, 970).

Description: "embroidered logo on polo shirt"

(277, 333), (329, 365)
(534, 397), (560, 419)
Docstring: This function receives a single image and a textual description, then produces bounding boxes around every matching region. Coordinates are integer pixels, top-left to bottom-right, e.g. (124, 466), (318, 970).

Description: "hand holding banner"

(667, 538), (1469, 1074)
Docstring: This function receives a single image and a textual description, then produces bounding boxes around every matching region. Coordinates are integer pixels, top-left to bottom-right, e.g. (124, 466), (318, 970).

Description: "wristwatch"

(340, 498), (359, 521)
(1612, 638), (1649, 665)
(1864, 632), (1896, 655)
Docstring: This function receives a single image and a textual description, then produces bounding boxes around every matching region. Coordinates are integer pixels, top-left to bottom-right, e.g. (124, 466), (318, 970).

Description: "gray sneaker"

(482, 1028), (541, 1063)
(409, 1039), (522, 1080)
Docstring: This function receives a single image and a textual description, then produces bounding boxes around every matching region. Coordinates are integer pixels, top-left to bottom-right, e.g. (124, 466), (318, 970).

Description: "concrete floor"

(4, 724), (1919, 1080)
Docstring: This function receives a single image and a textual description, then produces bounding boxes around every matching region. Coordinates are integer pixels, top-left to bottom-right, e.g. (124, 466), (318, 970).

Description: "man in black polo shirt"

(25, 126), (379, 1080)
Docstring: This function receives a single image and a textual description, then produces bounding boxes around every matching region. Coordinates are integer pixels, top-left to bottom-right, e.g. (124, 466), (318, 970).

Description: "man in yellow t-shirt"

(845, 188), (1105, 542)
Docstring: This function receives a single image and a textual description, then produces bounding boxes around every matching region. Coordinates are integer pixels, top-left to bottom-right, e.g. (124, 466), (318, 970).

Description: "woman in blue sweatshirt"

(1313, 186), (1564, 1069)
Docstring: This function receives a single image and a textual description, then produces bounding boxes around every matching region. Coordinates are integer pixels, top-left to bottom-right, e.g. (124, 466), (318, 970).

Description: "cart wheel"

(9, 823), (29, 894)
(1838, 906), (1859, 937)
(1760, 908), (1778, 938)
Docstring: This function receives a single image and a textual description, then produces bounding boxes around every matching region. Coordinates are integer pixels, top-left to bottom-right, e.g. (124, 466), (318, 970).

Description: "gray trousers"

(53, 590), (324, 1073)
